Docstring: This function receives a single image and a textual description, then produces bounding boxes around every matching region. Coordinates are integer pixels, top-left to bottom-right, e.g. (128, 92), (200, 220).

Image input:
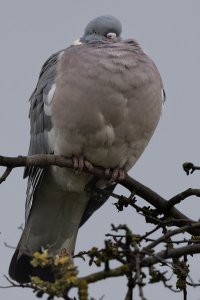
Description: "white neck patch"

(72, 39), (83, 45)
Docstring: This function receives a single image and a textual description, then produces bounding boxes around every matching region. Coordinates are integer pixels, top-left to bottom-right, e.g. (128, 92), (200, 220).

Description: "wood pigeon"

(9, 15), (164, 283)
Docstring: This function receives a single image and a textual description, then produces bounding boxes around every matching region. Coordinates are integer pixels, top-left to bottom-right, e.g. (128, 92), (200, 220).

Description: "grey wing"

(24, 50), (62, 221)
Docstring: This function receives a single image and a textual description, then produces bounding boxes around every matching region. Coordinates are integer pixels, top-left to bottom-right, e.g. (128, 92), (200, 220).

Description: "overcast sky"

(0, 1), (200, 299)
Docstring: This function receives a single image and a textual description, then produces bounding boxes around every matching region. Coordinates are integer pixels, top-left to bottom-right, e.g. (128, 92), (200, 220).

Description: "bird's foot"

(105, 168), (126, 183)
(72, 155), (93, 174)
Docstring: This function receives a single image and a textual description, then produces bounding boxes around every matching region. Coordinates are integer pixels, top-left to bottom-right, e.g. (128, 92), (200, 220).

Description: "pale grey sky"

(0, 1), (200, 299)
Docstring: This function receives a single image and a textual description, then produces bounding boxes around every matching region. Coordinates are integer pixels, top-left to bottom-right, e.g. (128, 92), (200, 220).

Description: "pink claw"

(105, 168), (126, 183)
(72, 155), (93, 174)
(84, 160), (93, 173)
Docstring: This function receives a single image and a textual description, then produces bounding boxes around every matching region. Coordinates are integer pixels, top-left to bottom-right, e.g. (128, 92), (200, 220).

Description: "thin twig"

(144, 222), (200, 251)
(139, 224), (162, 242)
(183, 255), (188, 300)
(4, 242), (16, 249)
(135, 254), (146, 300)
(186, 281), (200, 287)
(167, 188), (200, 210)
(0, 167), (12, 184)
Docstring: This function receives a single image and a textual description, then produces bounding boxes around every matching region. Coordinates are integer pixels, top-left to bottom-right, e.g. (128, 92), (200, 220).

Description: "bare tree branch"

(1, 154), (200, 236)
(143, 244), (200, 267)
(167, 188), (200, 210)
(78, 264), (130, 283)
(121, 176), (199, 233)
(144, 222), (200, 251)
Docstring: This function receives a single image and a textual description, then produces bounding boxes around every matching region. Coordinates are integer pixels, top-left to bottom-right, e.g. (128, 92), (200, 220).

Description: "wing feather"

(24, 50), (62, 221)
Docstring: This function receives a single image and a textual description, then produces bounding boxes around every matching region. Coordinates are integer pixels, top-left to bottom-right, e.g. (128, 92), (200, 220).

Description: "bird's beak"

(107, 32), (117, 42)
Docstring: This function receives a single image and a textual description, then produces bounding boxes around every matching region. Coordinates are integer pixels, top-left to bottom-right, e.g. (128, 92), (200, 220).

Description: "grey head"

(81, 15), (122, 43)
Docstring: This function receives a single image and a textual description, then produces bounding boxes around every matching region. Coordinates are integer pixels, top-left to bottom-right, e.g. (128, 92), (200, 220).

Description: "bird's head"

(80, 15), (122, 43)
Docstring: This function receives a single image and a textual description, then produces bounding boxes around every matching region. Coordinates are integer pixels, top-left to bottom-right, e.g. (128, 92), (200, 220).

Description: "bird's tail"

(9, 225), (78, 283)
(9, 168), (90, 283)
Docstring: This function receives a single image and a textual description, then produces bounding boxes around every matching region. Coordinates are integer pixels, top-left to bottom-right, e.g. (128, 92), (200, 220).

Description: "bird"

(9, 15), (164, 283)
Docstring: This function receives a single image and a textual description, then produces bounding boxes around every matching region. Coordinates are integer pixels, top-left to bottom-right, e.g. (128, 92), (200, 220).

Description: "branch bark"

(143, 244), (200, 266)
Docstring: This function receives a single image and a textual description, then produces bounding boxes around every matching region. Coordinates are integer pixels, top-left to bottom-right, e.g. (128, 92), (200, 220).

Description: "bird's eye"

(93, 30), (97, 34)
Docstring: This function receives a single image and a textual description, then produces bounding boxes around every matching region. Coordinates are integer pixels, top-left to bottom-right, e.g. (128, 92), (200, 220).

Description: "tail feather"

(9, 249), (32, 283)
(9, 170), (90, 283)
(9, 191), (89, 282)
(9, 226), (79, 283)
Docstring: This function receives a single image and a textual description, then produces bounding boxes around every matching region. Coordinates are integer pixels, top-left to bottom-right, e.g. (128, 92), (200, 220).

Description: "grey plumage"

(82, 15), (122, 42)
(9, 15), (164, 283)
